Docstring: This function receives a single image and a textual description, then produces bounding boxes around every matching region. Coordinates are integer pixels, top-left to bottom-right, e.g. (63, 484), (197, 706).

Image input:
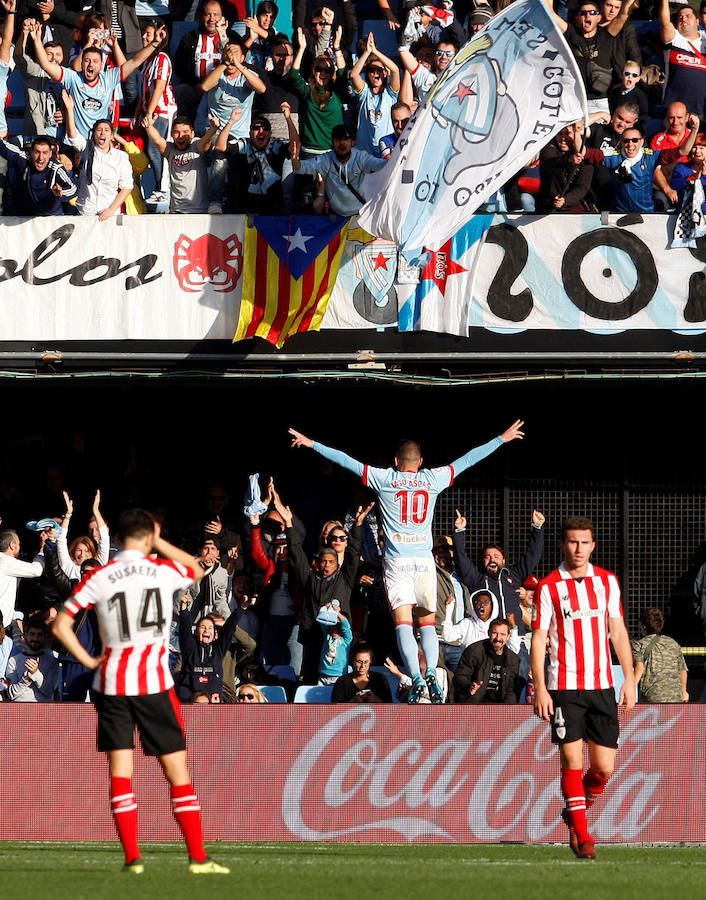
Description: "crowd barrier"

(2, 703), (703, 843)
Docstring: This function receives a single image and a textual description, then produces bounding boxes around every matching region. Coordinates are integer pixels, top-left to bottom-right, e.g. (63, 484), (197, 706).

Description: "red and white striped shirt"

(194, 34), (224, 81)
(141, 52), (176, 120)
(65, 549), (194, 696)
(533, 563), (623, 691)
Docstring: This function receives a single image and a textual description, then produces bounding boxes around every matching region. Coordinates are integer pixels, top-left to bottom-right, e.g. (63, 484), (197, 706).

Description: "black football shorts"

(93, 688), (187, 756)
(549, 688), (619, 748)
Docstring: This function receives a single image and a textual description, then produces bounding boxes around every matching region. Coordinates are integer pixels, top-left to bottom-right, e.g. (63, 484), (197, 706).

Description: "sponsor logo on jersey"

(391, 533), (427, 544)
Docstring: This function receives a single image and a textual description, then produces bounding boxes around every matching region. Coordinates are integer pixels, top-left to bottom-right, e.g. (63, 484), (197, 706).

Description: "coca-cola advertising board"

(1, 705), (703, 843)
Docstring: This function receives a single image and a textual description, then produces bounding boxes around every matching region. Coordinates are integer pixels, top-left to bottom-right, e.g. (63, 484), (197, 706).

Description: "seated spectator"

(608, 61), (648, 123)
(14, 16), (65, 139)
(453, 617), (520, 704)
(142, 112), (220, 213)
(331, 642), (392, 702)
(176, 593), (244, 702)
(651, 103), (700, 155)
(173, 1), (236, 119)
(659, 0), (706, 123)
(291, 123), (387, 216)
(0, 133), (77, 215)
(289, 27), (347, 156)
(632, 607), (688, 702)
(252, 35), (300, 139)
(318, 604), (352, 684)
(536, 123), (595, 213)
(385, 649), (448, 703)
(351, 33), (400, 158)
(130, 19), (176, 207)
(4, 616), (59, 702)
(31, 17), (165, 138)
(234, 681), (268, 702)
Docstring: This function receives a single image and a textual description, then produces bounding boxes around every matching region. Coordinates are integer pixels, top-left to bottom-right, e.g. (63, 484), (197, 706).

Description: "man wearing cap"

(0, 134), (76, 215)
(213, 103), (299, 213)
(291, 123), (387, 215)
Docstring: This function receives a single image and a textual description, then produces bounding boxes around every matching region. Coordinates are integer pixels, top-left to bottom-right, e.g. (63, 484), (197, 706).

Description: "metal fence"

(434, 480), (706, 638)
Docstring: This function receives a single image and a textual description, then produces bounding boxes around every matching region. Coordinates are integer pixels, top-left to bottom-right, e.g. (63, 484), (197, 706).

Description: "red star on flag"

(373, 252), (391, 270)
(452, 81), (476, 103)
(419, 239), (467, 296)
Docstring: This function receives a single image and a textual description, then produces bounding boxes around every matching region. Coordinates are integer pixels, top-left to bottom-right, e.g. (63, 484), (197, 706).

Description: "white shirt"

(69, 133), (133, 216)
(0, 554), (43, 628)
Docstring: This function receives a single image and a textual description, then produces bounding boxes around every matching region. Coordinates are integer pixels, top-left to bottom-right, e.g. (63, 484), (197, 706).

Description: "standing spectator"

(14, 15), (65, 138)
(453, 618), (521, 704)
(600, 0), (641, 81)
(350, 33), (400, 157)
(57, 490), (110, 579)
(130, 19), (176, 207)
(18, 0), (79, 61)
(0, 133), (77, 214)
(289, 25), (347, 156)
(292, 3), (357, 74)
(608, 61), (648, 123)
(632, 607), (689, 703)
(585, 101), (639, 208)
(659, 0), (706, 122)
(202, 37), (266, 143)
(252, 36), (300, 140)
(600, 125), (660, 212)
(291, 123), (387, 216)
(173, 1), (235, 119)
(0, 0), (14, 140)
(31, 17), (166, 138)
(176, 594), (244, 702)
(531, 516), (636, 860)
(0, 611), (13, 690)
(243, 0), (278, 68)
(378, 101), (411, 159)
(399, 37), (458, 104)
(142, 112), (220, 213)
(4, 617), (59, 702)
(95, 0), (144, 114)
(0, 528), (44, 633)
(185, 537), (229, 621)
(318, 605), (353, 684)
(441, 589), (522, 654)
(433, 537), (472, 672)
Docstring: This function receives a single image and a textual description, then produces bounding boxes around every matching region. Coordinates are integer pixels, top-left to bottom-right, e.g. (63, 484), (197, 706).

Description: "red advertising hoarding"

(1, 704), (702, 843)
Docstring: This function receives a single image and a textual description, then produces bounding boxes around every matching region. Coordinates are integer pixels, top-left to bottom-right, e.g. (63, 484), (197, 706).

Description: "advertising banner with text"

(2, 704), (703, 843)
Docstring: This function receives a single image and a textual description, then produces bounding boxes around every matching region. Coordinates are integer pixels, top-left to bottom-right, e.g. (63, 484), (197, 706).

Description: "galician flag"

(358, 0), (588, 254)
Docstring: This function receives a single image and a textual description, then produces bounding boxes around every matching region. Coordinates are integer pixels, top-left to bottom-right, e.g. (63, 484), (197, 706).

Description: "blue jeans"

(146, 115), (169, 190)
(440, 642), (463, 673)
(261, 615), (302, 676)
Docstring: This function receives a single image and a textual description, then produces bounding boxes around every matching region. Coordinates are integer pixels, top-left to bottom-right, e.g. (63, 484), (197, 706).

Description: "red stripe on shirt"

(156, 644), (167, 693)
(448, 465), (455, 486)
(137, 644), (152, 695)
(248, 232), (270, 337)
(115, 646), (133, 695)
(362, 464), (369, 485)
(100, 646), (112, 693)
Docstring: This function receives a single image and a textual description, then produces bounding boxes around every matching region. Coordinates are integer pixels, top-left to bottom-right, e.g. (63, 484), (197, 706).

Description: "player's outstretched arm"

(52, 610), (103, 669)
(152, 530), (206, 584)
(289, 426), (365, 478)
(448, 420), (525, 479)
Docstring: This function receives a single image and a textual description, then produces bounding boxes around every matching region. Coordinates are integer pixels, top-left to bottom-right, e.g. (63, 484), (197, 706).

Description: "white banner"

(358, 0), (587, 253)
(0, 215), (244, 340)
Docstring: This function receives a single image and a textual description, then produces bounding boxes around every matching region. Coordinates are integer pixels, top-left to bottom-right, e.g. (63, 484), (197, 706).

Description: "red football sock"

(583, 768), (609, 809)
(561, 768), (592, 844)
(110, 776), (140, 864)
(171, 783), (207, 862)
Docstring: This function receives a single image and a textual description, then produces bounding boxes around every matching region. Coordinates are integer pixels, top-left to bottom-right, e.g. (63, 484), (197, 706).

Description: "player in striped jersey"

(531, 516), (636, 860)
(289, 421), (524, 703)
(52, 508), (229, 875)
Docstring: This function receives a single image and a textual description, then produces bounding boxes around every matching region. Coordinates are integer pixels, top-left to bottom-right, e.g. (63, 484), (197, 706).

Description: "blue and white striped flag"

(358, 0), (587, 255)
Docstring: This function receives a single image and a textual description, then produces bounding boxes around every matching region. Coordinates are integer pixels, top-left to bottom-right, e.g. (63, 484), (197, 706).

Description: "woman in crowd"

(289, 25), (347, 156)
(57, 490), (110, 580)
(234, 682), (268, 702)
(332, 643), (392, 702)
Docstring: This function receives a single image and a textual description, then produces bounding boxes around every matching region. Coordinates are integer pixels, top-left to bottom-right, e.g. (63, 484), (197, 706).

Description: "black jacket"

(288, 522), (361, 636)
(452, 525), (544, 634)
(454, 639), (520, 704)
(177, 605), (243, 700)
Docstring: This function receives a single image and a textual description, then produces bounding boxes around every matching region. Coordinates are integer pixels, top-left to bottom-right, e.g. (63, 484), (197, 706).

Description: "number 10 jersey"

(64, 549), (195, 696)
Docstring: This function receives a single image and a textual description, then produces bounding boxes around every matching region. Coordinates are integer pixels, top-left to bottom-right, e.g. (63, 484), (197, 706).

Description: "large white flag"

(358, 0), (587, 254)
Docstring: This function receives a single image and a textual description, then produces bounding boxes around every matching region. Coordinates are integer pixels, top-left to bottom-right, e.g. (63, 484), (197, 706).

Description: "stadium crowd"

(1, 0), (706, 217)
(0, 471), (691, 704)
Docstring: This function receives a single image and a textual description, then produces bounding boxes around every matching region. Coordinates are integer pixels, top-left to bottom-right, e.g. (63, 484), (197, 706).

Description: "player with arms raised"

(531, 516), (636, 860)
(52, 508), (229, 875)
(289, 421), (524, 703)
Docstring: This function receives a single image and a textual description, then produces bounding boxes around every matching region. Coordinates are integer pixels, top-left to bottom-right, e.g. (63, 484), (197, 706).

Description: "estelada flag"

(234, 214), (350, 348)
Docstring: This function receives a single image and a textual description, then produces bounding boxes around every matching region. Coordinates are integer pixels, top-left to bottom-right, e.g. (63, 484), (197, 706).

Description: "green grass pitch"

(1, 842), (704, 899)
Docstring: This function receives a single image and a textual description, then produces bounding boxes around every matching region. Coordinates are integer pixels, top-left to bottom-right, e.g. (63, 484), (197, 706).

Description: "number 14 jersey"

(64, 549), (195, 696)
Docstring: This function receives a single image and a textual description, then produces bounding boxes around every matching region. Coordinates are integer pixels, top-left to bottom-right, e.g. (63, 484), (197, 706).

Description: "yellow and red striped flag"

(234, 215), (350, 348)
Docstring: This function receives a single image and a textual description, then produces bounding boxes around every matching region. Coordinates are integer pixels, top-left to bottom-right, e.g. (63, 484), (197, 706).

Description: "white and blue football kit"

(312, 436), (503, 610)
